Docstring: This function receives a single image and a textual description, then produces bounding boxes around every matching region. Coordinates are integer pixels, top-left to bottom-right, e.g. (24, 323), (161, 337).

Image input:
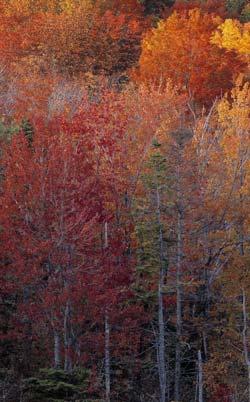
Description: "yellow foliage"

(1, 0), (84, 15)
(218, 75), (250, 133)
(217, 76), (250, 198)
(211, 19), (250, 56)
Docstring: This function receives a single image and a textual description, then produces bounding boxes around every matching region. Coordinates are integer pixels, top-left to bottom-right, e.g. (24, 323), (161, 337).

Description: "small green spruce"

(21, 118), (34, 146)
(22, 367), (92, 402)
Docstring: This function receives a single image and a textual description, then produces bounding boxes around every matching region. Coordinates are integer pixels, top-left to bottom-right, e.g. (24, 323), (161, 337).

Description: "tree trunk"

(242, 289), (250, 402)
(64, 245), (73, 372)
(156, 184), (167, 402)
(175, 164), (183, 402)
(239, 162), (250, 400)
(104, 221), (108, 249)
(198, 350), (203, 402)
(105, 311), (111, 402)
(54, 329), (61, 369)
(64, 300), (73, 372)
(104, 222), (111, 402)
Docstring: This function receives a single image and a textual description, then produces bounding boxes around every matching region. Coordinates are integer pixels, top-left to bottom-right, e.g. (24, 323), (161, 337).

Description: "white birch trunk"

(156, 185), (167, 402)
(242, 289), (250, 402)
(105, 312), (111, 402)
(239, 161), (250, 400)
(64, 300), (73, 372)
(104, 221), (111, 401)
(175, 162), (183, 402)
(104, 221), (108, 249)
(198, 350), (203, 402)
(54, 329), (61, 369)
(175, 208), (182, 402)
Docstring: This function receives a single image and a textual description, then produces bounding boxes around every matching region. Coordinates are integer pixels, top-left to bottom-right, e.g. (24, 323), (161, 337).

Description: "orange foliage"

(134, 9), (245, 105)
(0, 1), (145, 77)
(0, 0), (147, 120)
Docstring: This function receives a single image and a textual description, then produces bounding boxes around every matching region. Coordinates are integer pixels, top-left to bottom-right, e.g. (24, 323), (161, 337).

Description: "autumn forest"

(0, 0), (249, 401)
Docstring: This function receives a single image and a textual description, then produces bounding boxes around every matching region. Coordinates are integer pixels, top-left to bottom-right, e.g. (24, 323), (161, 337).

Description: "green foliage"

(241, 3), (250, 21)
(139, 0), (174, 15)
(21, 118), (34, 146)
(22, 368), (91, 402)
(134, 146), (171, 303)
(226, 0), (246, 14)
(0, 119), (19, 143)
(0, 119), (19, 182)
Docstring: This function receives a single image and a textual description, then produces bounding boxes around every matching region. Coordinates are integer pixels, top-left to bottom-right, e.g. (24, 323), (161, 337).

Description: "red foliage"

(0, 90), (145, 370)
(172, 0), (227, 17)
(210, 384), (232, 402)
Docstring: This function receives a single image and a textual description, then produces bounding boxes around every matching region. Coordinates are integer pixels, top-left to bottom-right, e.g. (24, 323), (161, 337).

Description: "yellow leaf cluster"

(211, 19), (250, 56)
(217, 76), (250, 188)
(1, 0), (84, 15)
